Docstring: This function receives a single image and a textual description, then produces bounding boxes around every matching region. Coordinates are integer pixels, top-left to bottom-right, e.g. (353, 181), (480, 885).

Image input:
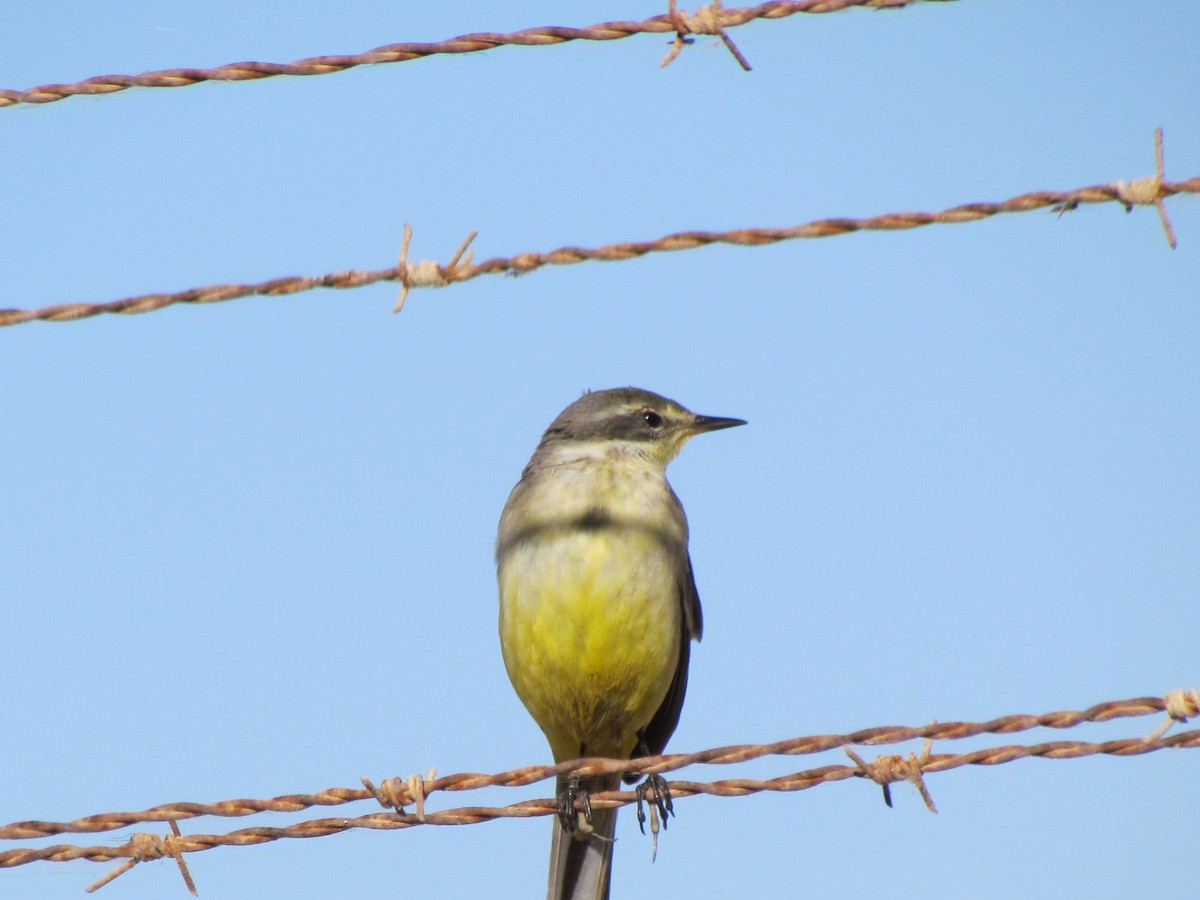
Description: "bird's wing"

(630, 552), (702, 763)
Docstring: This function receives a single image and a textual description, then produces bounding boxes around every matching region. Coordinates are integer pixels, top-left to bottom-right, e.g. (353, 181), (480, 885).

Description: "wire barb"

(846, 738), (938, 812)
(362, 776), (411, 813)
(363, 769), (438, 818)
(661, 0), (754, 70)
(1092, 128), (1177, 248)
(1144, 688), (1200, 742)
(394, 225), (478, 312)
(84, 822), (197, 895)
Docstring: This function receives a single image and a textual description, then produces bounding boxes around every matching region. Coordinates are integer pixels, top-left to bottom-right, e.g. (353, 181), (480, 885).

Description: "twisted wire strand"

(0, 695), (1179, 841)
(3, 176), (1194, 329)
(0, 1), (954, 110)
(2, 728), (1196, 869)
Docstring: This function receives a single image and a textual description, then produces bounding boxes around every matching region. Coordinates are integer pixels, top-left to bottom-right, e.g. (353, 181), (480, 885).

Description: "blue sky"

(3, 2), (1197, 898)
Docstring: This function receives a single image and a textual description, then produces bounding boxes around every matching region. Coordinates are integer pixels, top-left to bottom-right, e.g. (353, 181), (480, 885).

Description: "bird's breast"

(496, 460), (687, 761)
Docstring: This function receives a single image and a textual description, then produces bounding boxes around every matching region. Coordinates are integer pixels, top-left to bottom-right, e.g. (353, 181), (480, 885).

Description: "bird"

(496, 387), (745, 900)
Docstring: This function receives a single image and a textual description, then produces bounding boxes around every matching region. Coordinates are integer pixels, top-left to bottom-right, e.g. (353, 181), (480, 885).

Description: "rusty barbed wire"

(2, 727), (1196, 875)
(3, 691), (1195, 893)
(0, 0), (955, 110)
(0, 693), (1190, 844)
(3, 173), (1194, 330)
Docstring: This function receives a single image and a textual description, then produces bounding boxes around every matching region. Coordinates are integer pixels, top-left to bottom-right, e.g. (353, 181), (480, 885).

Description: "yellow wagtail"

(497, 387), (745, 900)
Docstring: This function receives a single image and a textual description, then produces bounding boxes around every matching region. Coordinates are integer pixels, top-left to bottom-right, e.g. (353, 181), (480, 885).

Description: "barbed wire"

(0, 0), (955, 110)
(5, 729), (1198, 872)
(0, 693), (1185, 841)
(3, 729), (1198, 884)
(1, 691), (1196, 888)
(0, 693), (1180, 841)
(3, 171), (1193, 330)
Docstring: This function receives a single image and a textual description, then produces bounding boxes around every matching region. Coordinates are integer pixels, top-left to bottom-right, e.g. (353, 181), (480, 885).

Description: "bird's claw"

(557, 774), (594, 834)
(635, 773), (673, 834)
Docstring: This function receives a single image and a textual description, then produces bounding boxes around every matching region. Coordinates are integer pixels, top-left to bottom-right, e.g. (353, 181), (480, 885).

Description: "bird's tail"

(547, 773), (619, 900)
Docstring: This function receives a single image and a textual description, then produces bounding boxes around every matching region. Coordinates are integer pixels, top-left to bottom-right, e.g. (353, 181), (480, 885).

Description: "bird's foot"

(558, 774), (613, 840)
(635, 773), (673, 860)
(635, 773), (673, 833)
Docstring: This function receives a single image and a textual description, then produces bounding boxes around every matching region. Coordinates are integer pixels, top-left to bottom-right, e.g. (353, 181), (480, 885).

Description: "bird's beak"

(689, 414), (747, 434)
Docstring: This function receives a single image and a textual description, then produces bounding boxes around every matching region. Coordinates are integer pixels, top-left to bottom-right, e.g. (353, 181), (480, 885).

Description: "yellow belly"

(498, 526), (682, 763)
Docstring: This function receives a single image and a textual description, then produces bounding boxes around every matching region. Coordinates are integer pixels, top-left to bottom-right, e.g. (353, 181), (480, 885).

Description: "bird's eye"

(641, 410), (664, 429)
